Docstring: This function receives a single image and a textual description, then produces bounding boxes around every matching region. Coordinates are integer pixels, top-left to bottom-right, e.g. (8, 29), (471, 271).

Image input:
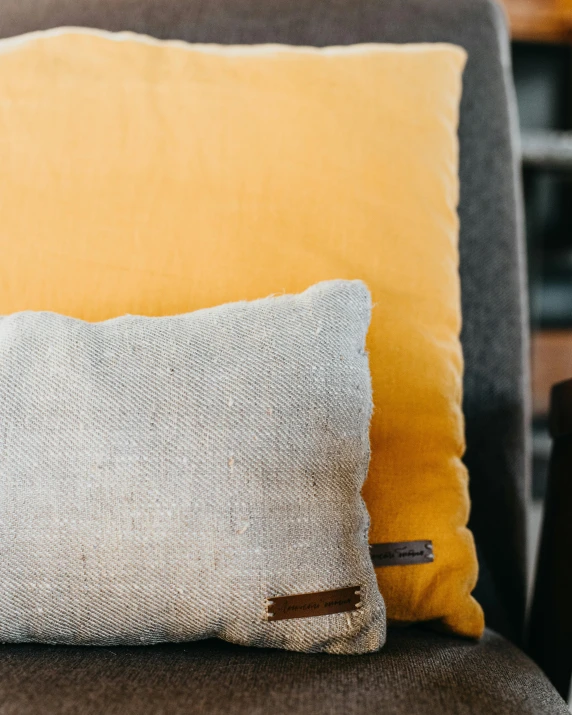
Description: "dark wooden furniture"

(528, 377), (572, 700)
(502, 0), (572, 43)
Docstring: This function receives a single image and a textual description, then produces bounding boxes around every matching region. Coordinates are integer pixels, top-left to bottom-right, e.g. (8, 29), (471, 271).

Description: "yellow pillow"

(0, 29), (483, 638)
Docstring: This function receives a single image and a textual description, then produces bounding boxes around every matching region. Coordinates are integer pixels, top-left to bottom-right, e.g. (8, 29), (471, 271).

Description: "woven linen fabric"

(0, 279), (385, 654)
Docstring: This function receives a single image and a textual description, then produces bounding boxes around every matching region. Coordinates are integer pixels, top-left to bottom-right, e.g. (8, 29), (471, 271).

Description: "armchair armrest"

(527, 379), (572, 701)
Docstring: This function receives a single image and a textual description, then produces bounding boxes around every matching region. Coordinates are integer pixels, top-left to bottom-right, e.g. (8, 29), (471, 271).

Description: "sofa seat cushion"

(0, 628), (567, 714)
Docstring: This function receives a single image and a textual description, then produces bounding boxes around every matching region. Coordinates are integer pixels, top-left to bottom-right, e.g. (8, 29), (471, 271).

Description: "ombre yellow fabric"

(0, 30), (483, 637)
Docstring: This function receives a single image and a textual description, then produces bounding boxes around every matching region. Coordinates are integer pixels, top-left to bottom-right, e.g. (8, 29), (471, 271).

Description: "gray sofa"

(0, 0), (567, 712)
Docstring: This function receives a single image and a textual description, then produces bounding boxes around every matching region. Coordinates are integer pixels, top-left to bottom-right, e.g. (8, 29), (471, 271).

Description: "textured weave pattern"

(0, 629), (567, 714)
(0, 279), (385, 653)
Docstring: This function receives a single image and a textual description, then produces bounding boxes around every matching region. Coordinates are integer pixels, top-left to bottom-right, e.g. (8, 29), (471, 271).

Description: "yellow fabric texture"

(0, 30), (483, 638)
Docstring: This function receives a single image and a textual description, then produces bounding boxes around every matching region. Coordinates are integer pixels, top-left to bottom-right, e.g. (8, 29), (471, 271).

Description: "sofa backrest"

(0, 0), (529, 642)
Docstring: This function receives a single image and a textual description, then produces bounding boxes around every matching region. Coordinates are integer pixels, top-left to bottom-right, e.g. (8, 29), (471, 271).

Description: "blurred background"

(500, 0), (572, 591)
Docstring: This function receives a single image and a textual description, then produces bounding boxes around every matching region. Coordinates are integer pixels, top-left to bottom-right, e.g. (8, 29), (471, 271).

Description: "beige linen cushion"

(0, 279), (385, 654)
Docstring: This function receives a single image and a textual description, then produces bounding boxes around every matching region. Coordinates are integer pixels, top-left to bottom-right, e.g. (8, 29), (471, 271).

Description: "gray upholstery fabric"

(0, 629), (566, 714)
(0, 280), (384, 653)
(0, 0), (529, 642)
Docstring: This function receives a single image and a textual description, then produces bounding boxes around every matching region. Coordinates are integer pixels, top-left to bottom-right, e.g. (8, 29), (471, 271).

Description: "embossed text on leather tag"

(370, 540), (434, 567)
(266, 586), (361, 621)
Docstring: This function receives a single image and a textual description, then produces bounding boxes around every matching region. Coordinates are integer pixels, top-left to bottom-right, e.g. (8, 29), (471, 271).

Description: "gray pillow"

(0, 279), (385, 654)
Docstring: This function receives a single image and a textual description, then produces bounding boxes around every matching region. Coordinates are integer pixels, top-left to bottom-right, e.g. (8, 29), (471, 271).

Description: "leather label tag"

(370, 540), (434, 567)
(266, 586), (361, 621)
